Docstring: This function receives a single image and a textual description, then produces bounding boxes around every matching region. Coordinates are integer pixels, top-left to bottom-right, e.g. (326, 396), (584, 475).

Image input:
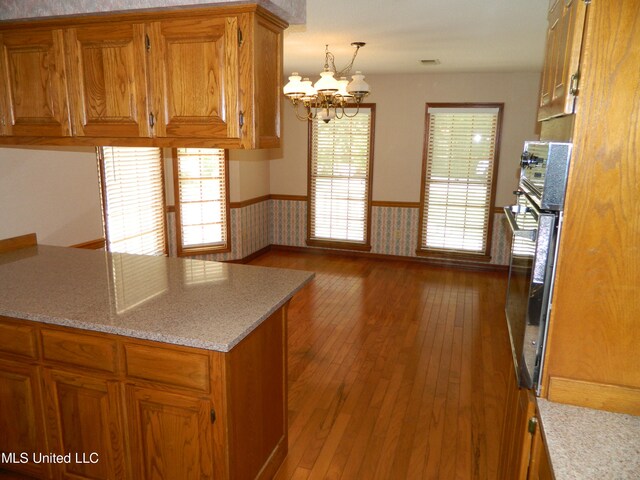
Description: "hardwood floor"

(249, 250), (512, 480)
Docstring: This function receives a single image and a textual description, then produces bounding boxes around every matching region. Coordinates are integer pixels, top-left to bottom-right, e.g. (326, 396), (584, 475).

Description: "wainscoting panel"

(371, 206), (420, 257)
(166, 199), (512, 265)
(269, 199), (307, 247)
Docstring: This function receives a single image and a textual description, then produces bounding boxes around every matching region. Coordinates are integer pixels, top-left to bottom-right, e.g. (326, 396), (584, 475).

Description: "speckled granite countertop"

(537, 399), (640, 480)
(0, 245), (313, 352)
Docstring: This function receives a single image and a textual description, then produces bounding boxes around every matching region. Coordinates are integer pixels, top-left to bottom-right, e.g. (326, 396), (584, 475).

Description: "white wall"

(270, 71), (541, 206)
(0, 71), (540, 247)
(229, 149), (274, 201)
(0, 146), (103, 246)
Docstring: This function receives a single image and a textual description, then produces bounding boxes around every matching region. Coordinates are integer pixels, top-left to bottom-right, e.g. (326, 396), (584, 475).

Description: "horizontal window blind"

(175, 148), (228, 254)
(420, 106), (500, 255)
(309, 108), (373, 245)
(98, 147), (166, 256)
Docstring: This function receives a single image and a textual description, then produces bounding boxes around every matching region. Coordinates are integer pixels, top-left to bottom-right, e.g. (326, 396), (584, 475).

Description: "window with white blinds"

(308, 106), (374, 249)
(98, 147), (167, 256)
(173, 148), (230, 256)
(418, 104), (502, 257)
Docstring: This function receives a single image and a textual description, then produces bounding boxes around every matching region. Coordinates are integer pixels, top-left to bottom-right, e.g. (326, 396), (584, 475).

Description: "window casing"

(173, 148), (230, 256)
(417, 103), (503, 259)
(307, 105), (375, 250)
(98, 147), (167, 256)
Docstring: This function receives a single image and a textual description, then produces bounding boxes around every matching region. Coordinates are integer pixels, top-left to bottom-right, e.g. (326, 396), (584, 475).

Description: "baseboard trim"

(268, 244), (509, 272)
(547, 376), (640, 416)
(225, 245), (273, 264)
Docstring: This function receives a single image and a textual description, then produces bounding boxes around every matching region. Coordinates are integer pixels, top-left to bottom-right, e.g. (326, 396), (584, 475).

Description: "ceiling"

(283, 0), (549, 76)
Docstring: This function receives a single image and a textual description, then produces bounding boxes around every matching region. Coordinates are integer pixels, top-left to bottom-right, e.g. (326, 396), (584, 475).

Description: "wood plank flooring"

(249, 250), (512, 480)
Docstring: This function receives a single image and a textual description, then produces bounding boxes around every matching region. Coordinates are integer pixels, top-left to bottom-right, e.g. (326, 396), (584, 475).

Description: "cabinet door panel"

(253, 18), (282, 148)
(126, 385), (214, 480)
(0, 360), (49, 478)
(551, 0), (587, 113)
(0, 28), (71, 136)
(149, 16), (240, 139)
(65, 23), (149, 137)
(538, 4), (561, 112)
(538, 0), (587, 120)
(43, 369), (126, 480)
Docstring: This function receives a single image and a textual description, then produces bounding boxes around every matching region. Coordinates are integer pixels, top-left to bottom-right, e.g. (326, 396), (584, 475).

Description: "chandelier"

(283, 42), (371, 123)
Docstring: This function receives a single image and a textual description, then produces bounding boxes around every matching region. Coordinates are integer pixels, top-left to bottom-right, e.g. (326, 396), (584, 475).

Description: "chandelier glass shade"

(283, 43), (371, 123)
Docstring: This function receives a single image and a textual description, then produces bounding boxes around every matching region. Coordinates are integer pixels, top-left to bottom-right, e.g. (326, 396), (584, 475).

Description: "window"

(173, 148), (230, 256)
(417, 103), (503, 258)
(307, 106), (375, 250)
(97, 147), (167, 256)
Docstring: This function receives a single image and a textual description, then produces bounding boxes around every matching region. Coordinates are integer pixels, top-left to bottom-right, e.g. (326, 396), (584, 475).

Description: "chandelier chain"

(324, 44), (362, 77)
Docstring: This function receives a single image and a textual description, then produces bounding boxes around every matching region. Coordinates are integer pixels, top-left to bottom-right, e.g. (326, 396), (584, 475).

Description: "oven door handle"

(504, 206), (537, 241)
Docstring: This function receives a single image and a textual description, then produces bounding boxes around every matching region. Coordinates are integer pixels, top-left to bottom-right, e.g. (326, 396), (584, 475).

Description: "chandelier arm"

(341, 102), (362, 118)
(291, 101), (314, 122)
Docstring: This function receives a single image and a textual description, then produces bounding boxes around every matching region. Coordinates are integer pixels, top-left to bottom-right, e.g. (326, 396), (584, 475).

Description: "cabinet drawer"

(41, 329), (117, 373)
(124, 343), (210, 392)
(0, 319), (38, 359)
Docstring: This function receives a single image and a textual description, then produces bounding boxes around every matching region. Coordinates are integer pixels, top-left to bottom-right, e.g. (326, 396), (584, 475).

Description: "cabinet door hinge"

(145, 34), (151, 51)
(569, 72), (580, 95)
(210, 409), (216, 424)
(528, 417), (538, 435)
(149, 113), (155, 128)
(238, 28), (244, 47)
(583, 0), (591, 4)
(239, 111), (244, 128)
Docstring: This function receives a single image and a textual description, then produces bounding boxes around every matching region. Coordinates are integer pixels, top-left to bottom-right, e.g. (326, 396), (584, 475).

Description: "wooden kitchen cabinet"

(0, 306), (287, 479)
(64, 23), (150, 138)
(0, 28), (71, 137)
(537, 0), (588, 121)
(538, 1), (640, 415)
(498, 369), (554, 480)
(147, 16), (240, 141)
(0, 360), (49, 479)
(125, 386), (215, 479)
(0, 4), (285, 148)
(42, 369), (126, 479)
(498, 366), (537, 480)
(527, 415), (554, 480)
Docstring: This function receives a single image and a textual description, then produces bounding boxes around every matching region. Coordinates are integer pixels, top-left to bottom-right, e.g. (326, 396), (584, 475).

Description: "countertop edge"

(0, 271), (314, 352)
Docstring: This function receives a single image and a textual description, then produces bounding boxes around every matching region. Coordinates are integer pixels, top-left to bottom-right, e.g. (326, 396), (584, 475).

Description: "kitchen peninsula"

(0, 235), (313, 479)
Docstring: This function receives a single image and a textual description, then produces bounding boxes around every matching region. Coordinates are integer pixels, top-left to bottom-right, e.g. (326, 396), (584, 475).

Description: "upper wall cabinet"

(0, 4), (286, 148)
(0, 28), (72, 137)
(148, 16), (240, 141)
(537, 0), (588, 121)
(65, 23), (150, 138)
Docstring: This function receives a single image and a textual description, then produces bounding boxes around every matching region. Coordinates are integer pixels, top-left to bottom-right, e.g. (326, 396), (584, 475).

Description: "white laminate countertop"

(537, 399), (640, 480)
(0, 245), (314, 352)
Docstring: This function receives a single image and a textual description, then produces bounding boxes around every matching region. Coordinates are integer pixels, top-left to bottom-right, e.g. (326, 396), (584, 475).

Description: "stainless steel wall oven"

(504, 142), (572, 393)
